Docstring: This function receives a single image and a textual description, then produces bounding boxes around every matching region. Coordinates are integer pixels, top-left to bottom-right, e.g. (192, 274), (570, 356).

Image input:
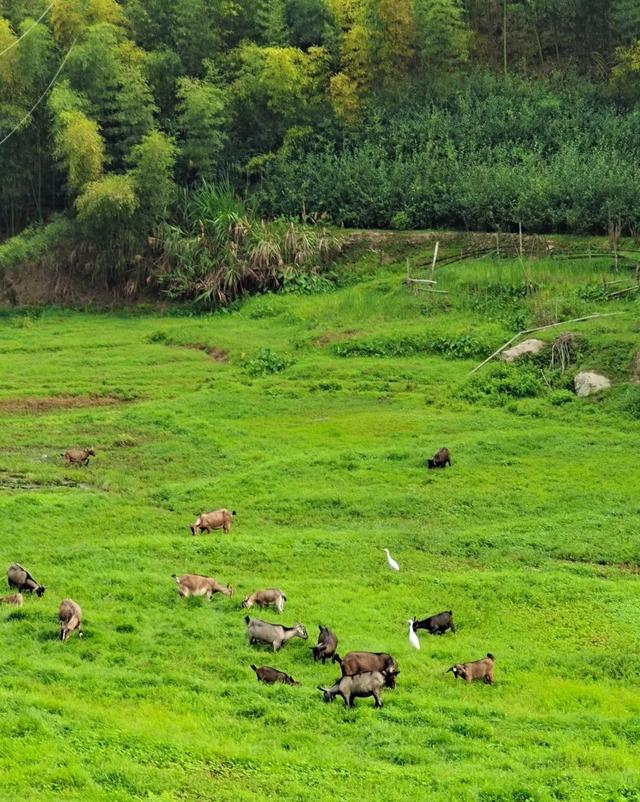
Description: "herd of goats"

(1, 445), (496, 708)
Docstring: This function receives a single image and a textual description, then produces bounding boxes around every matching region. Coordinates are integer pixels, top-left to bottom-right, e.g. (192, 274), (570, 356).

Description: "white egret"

(408, 619), (421, 650)
(384, 548), (400, 571)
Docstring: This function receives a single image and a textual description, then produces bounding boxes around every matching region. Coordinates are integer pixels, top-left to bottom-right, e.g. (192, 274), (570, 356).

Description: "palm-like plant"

(153, 182), (342, 305)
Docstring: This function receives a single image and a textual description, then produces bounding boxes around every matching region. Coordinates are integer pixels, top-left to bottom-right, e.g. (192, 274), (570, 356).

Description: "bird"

(408, 619), (421, 650)
(384, 548), (399, 571)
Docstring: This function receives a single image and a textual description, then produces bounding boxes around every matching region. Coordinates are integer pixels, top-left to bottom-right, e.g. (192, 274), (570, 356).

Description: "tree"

(176, 77), (227, 180)
(414, 0), (470, 75)
(130, 130), (177, 229)
(258, 0), (289, 45)
(52, 110), (105, 193)
(365, 0), (416, 88)
(75, 174), (138, 245)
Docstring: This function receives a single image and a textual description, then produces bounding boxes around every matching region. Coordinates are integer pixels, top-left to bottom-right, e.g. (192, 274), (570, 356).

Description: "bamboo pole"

(469, 313), (623, 375)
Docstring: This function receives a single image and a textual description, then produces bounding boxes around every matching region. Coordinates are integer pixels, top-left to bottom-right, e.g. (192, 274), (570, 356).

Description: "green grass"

(1, 245), (639, 802)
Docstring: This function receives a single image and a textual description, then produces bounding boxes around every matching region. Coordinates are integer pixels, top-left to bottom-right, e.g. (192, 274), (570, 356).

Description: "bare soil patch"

(0, 395), (124, 414)
(313, 330), (361, 348)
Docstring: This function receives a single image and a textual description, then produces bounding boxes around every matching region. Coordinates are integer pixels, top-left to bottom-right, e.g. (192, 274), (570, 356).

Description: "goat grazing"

(332, 651), (399, 688)
(190, 509), (236, 536)
(242, 589), (286, 613)
(245, 616), (307, 651)
(7, 563), (45, 596)
(0, 593), (23, 606)
(427, 447), (451, 469)
(413, 610), (455, 635)
(59, 599), (83, 641)
(318, 670), (393, 708)
(311, 625), (338, 663)
(63, 447), (96, 466)
(173, 574), (234, 599)
(251, 665), (300, 685)
(447, 653), (495, 684)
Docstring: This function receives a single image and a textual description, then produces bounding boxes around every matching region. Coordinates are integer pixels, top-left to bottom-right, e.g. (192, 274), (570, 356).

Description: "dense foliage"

(2, 0), (640, 288)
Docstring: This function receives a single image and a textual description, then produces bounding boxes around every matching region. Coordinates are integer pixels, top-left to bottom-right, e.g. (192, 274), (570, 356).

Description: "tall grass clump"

(153, 182), (342, 306)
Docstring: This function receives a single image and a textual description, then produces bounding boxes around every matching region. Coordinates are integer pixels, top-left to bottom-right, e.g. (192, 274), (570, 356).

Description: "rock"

(574, 371), (611, 397)
(500, 338), (546, 362)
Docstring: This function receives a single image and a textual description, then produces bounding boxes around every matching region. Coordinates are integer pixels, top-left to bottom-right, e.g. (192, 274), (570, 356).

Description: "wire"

(0, 0), (56, 58)
(0, 36), (76, 148)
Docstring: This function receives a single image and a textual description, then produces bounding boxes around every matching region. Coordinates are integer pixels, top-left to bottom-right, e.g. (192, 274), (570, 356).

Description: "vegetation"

(3, 1), (640, 288)
(0, 245), (639, 801)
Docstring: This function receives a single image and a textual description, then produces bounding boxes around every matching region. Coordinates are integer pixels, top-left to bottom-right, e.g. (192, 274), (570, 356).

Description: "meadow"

(0, 241), (639, 802)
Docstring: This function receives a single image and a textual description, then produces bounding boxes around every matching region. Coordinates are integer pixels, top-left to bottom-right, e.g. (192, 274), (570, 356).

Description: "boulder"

(574, 371), (611, 397)
(501, 338), (546, 363)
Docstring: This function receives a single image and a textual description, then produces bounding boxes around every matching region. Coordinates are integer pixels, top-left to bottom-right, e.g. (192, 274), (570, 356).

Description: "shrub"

(459, 364), (544, 404)
(242, 348), (293, 376)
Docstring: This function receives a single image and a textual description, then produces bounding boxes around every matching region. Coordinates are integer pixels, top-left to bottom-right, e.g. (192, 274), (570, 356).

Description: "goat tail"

(487, 653), (494, 660)
(232, 510), (237, 516)
(282, 594), (287, 601)
(244, 615), (250, 625)
(250, 664), (257, 672)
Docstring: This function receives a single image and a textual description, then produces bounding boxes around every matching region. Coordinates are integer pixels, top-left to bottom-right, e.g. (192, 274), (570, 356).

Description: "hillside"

(1, 244), (639, 802)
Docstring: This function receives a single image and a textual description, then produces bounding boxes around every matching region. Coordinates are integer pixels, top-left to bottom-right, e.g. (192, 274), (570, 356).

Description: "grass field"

(1, 242), (639, 802)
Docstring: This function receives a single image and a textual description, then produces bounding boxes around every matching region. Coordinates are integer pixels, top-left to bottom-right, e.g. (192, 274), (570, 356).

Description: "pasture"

(0, 242), (639, 802)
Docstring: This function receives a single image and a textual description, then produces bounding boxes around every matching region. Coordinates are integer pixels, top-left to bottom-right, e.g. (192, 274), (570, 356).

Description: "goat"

(173, 574), (234, 599)
(318, 669), (393, 708)
(311, 624), (338, 663)
(245, 616), (307, 651)
(413, 610), (455, 635)
(63, 447), (96, 466)
(251, 664), (300, 685)
(242, 588), (286, 614)
(332, 651), (399, 688)
(427, 447), (451, 469)
(7, 563), (45, 596)
(447, 653), (495, 684)
(190, 509), (236, 536)
(59, 599), (83, 641)
(0, 593), (23, 606)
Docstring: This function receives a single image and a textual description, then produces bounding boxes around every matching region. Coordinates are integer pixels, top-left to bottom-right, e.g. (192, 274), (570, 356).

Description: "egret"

(384, 548), (400, 571)
(408, 619), (421, 650)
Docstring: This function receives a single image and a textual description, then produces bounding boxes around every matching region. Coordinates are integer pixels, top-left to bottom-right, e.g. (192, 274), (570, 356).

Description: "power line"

(0, 37), (76, 148)
(0, 0), (56, 58)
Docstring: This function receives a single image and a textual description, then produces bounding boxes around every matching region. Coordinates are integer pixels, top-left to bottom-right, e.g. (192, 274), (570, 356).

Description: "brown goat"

(173, 574), (234, 600)
(427, 447), (451, 469)
(0, 593), (23, 606)
(63, 447), (96, 466)
(242, 589), (286, 614)
(7, 563), (45, 596)
(447, 653), (495, 684)
(332, 651), (399, 688)
(190, 509), (236, 536)
(311, 624), (338, 663)
(251, 664), (300, 685)
(59, 598), (83, 641)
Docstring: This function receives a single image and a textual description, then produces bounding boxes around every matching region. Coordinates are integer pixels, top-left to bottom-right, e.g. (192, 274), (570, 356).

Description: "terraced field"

(1, 243), (639, 801)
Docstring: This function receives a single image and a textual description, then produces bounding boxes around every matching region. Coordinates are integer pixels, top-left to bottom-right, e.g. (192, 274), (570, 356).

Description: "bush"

(459, 364), (544, 404)
(242, 348), (293, 376)
(334, 333), (493, 359)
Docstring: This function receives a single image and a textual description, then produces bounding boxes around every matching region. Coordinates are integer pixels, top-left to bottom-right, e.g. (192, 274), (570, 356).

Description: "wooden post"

(518, 222), (523, 258)
(431, 241), (440, 279)
(495, 232), (500, 258)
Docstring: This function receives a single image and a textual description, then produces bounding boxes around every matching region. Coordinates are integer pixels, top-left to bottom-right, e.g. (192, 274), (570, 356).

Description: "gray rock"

(501, 338), (546, 363)
(574, 371), (611, 397)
